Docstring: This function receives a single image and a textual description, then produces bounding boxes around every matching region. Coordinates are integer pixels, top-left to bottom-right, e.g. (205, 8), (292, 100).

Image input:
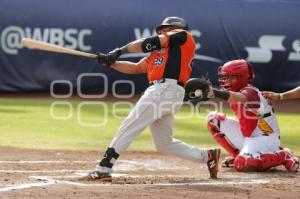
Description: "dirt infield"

(0, 147), (299, 199)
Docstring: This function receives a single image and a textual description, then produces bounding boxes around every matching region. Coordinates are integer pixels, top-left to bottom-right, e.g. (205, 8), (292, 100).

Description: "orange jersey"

(145, 29), (195, 85)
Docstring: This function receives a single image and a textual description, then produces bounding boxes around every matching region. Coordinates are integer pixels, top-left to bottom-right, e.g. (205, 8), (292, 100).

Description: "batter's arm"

(110, 57), (147, 74)
(124, 31), (186, 53)
(97, 31), (186, 66)
(118, 34), (170, 53)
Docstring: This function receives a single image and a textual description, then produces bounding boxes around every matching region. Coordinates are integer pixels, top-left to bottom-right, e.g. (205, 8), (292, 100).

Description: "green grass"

(0, 98), (299, 155)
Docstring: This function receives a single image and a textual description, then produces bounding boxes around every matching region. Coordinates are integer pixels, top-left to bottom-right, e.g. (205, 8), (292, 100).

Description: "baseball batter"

(185, 59), (299, 172)
(82, 16), (220, 182)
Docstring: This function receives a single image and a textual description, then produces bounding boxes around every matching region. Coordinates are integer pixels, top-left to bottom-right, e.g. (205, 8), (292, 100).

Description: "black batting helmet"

(156, 16), (188, 33)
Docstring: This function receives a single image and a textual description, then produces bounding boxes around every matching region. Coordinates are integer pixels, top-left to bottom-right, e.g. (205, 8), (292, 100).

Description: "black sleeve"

(141, 36), (162, 52)
(168, 31), (187, 47)
(213, 88), (230, 101)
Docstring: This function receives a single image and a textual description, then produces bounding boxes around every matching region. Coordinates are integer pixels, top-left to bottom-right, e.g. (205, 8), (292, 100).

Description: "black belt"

(259, 108), (274, 119)
(149, 79), (184, 88)
(260, 112), (271, 118)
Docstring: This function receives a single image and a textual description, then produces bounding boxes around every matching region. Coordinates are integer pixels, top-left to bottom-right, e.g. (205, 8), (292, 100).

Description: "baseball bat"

(21, 38), (97, 59)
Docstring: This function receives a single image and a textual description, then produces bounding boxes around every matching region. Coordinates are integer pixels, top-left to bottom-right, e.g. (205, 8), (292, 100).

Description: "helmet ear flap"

(217, 65), (226, 90)
(246, 61), (255, 82)
(217, 65), (223, 73)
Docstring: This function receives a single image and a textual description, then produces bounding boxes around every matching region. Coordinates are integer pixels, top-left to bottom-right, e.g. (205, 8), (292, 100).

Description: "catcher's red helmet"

(218, 59), (255, 91)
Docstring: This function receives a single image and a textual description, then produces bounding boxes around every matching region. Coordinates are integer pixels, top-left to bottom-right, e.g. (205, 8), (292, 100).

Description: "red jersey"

(145, 29), (195, 85)
(230, 85), (261, 137)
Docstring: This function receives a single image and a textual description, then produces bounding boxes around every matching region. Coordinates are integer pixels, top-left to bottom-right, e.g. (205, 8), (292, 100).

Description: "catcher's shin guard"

(206, 112), (239, 157)
(234, 150), (299, 172)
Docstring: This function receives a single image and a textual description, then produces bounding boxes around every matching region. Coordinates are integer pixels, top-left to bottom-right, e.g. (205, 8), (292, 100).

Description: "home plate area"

(0, 159), (270, 191)
(0, 149), (299, 199)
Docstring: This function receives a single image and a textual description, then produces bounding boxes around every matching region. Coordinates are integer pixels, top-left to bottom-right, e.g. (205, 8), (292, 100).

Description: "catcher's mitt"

(184, 75), (212, 105)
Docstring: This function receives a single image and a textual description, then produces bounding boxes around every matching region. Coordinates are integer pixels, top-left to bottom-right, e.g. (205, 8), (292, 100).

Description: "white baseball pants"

(220, 117), (280, 156)
(109, 79), (208, 162)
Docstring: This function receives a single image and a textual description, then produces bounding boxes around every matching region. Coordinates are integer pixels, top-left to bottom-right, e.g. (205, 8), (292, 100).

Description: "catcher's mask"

(218, 59), (255, 92)
(184, 77), (211, 104)
(156, 16), (188, 33)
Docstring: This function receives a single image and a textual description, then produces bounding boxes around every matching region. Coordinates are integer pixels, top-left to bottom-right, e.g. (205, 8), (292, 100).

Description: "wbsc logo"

(0, 26), (93, 55)
(245, 35), (300, 63)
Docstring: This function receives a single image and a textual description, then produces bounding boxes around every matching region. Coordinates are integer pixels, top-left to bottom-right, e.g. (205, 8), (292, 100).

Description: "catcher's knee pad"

(206, 111), (226, 132)
(206, 111), (225, 123)
(206, 112), (239, 157)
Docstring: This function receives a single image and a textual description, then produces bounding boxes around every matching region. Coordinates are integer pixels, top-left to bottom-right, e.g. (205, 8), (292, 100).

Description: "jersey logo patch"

(258, 119), (273, 134)
(154, 57), (164, 66)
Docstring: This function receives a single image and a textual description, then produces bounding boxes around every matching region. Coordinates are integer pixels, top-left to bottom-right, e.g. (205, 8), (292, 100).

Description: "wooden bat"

(21, 38), (97, 59)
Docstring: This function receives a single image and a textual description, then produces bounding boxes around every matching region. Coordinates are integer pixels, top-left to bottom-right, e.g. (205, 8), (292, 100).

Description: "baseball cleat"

(207, 148), (221, 179)
(281, 148), (299, 172)
(288, 157), (299, 172)
(79, 171), (112, 182)
(284, 154), (299, 172)
(221, 156), (235, 168)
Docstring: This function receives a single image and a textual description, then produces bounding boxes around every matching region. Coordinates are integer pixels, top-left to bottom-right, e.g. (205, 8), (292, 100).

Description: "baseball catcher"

(185, 59), (299, 172)
(81, 16), (220, 182)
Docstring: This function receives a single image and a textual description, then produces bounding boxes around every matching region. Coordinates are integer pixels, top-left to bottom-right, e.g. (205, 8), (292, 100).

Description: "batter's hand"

(107, 48), (122, 65)
(96, 52), (109, 66)
(261, 91), (280, 100)
(96, 48), (122, 66)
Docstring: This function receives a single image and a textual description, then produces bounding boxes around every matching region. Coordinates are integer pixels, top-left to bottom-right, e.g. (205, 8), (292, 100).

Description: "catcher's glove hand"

(184, 75), (212, 105)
